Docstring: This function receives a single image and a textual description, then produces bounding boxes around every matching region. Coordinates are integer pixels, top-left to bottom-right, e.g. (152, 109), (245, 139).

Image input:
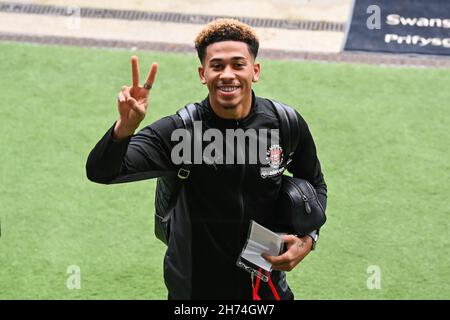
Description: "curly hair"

(194, 18), (259, 63)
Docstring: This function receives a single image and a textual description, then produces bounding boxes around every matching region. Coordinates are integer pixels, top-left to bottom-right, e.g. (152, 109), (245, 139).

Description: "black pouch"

(271, 176), (326, 235)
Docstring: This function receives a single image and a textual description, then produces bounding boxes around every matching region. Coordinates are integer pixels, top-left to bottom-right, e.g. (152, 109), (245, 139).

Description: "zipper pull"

(302, 195), (311, 214)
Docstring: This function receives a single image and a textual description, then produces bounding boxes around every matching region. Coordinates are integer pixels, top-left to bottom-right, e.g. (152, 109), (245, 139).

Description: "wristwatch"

(306, 230), (319, 251)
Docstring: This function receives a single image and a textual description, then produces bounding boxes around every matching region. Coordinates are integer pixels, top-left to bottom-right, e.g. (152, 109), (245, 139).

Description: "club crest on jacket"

(267, 144), (283, 169)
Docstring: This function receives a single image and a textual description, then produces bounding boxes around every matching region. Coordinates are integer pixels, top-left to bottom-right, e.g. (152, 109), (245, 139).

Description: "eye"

(211, 64), (222, 70)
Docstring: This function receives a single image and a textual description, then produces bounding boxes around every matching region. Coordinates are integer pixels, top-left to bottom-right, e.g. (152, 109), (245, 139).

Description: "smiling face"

(198, 41), (260, 119)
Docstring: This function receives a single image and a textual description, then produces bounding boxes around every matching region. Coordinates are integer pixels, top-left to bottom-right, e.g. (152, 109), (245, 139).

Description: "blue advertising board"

(344, 0), (450, 56)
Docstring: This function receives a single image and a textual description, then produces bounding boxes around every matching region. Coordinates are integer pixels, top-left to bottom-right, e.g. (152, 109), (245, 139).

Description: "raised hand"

(114, 55), (158, 139)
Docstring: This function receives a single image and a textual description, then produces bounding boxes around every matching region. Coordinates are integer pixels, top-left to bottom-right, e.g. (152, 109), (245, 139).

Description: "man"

(86, 19), (327, 300)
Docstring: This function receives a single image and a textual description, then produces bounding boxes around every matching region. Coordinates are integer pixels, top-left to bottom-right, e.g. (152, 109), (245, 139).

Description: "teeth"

(219, 86), (238, 92)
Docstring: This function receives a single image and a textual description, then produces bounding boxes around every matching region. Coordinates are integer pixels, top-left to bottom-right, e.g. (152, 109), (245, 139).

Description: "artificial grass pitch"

(0, 42), (448, 299)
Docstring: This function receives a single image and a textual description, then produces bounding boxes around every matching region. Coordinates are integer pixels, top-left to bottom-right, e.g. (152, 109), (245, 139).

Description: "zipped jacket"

(86, 92), (327, 299)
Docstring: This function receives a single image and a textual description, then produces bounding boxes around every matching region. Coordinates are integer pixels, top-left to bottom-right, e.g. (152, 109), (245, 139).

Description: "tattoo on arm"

(298, 238), (307, 248)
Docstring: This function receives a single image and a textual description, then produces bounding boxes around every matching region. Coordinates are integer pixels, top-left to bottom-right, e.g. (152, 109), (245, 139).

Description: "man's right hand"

(114, 55), (158, 140)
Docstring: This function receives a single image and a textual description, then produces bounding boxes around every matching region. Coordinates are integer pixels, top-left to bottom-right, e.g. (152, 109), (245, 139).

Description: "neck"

(209, 92), (253, 120)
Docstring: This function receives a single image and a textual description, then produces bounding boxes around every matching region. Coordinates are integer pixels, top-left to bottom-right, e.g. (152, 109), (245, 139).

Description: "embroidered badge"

(267, 144), (283, 169)
(260, 144), (285, 179)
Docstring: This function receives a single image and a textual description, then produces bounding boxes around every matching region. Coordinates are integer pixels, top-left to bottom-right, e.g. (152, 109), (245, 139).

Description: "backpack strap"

(269, 99), (301, 168)
(176, 103), (199, 179)
(163, 103), (198, 214)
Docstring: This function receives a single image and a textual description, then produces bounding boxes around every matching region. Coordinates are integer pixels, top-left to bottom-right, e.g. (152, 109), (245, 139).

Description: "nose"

(219, 65), (236, 81)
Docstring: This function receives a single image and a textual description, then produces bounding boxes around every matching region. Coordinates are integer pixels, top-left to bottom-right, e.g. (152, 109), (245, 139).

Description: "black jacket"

(86, 92), (327, 299)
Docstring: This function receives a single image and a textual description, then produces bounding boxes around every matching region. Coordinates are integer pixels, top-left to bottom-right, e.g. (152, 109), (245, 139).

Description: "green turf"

(0, 42), (449, 299)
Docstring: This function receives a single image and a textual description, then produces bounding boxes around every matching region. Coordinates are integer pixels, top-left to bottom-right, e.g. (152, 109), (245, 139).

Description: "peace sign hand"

(114, 55), (158, 140)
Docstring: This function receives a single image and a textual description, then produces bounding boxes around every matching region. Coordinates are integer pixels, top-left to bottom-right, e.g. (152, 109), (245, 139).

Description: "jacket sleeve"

(287, 112), (328, 212)
(86, 116), (180, 184)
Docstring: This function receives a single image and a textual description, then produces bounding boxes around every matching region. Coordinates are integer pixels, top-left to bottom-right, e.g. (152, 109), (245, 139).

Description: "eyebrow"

(208, 56), (247, 63)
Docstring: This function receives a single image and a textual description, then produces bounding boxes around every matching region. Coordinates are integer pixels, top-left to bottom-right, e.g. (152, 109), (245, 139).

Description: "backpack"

(154, 99), (300, 245)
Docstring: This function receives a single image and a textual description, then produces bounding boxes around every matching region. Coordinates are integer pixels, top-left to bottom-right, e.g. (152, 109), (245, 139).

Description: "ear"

(198, 65), (207, 84)
(252, 62), (261, 83)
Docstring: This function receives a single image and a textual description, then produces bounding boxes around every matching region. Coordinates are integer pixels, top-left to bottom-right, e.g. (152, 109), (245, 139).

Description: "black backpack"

(154, 99), (300, 245)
